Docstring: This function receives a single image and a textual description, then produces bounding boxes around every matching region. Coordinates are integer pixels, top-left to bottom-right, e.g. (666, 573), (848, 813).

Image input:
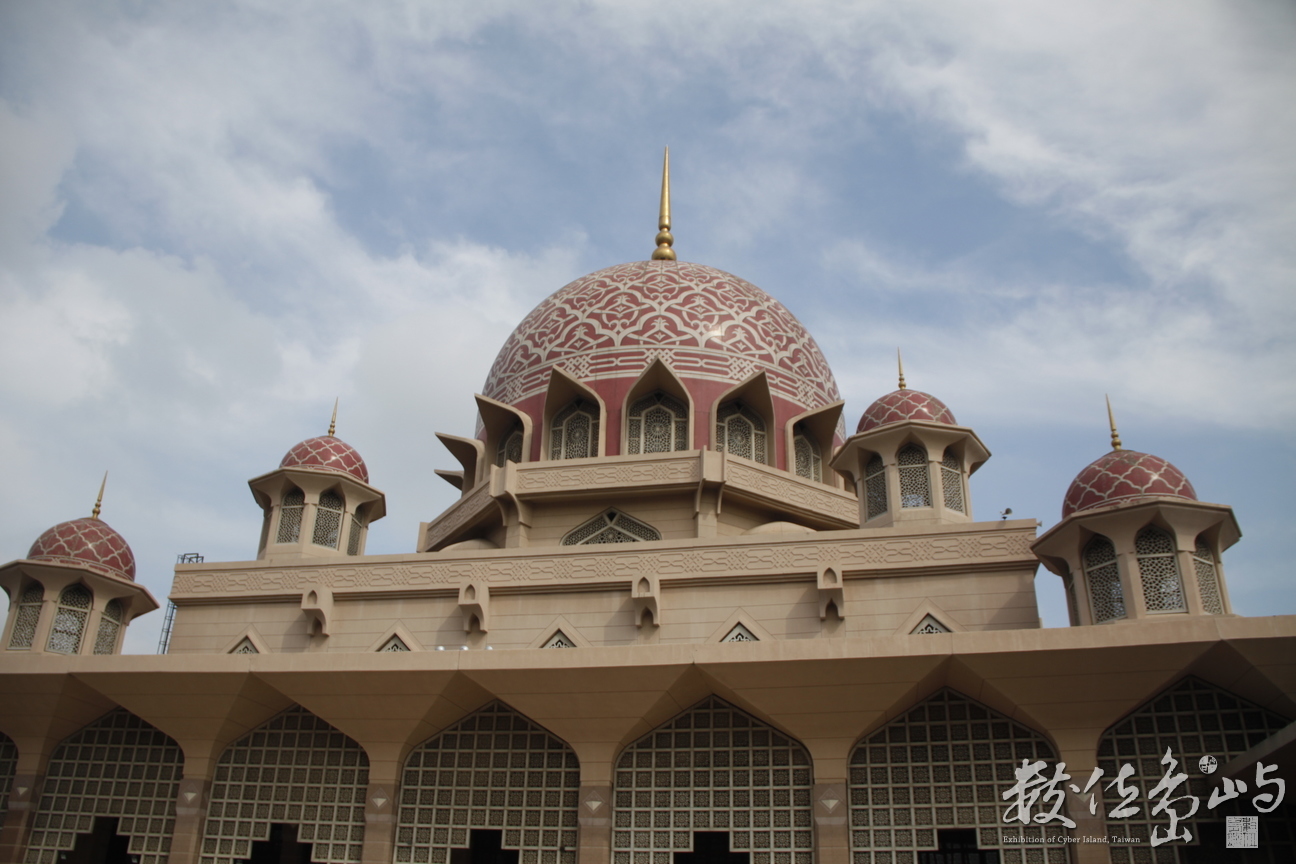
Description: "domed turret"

(28, 517), (137, 582)
(0, 475), (157, 655)
(831, 353), (989, 528)
(249, 404), (385, 563)
(1033, 400), (1238, 626)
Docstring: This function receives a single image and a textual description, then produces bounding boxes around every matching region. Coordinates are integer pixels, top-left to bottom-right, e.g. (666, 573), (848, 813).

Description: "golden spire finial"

(897, 349), (907, 390)
(651, 147), (676, 261)
(91, 471), (108, 520)
(1106, 395), (1122, 451)
(328, 398), (338, 437)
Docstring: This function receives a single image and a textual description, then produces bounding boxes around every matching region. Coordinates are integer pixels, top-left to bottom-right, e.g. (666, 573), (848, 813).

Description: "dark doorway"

(673, 832), (750, 864)
(449, 829), (521, 864)
(243, 823), (313, 864)
(917, 829), (1001, 864)
(62, 818), (134, 864)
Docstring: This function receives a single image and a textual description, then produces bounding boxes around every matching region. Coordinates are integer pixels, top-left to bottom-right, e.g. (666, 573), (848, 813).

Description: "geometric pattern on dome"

(280, 435), (369, 483)
(483, 260), (842, 415)
(856, 389), (957, 433)
(27, 517), (137, 582)
(1062, 449), (1198, 518)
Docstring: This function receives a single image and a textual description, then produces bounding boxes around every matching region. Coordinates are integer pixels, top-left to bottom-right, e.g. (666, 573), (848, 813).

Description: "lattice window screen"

(627, 392), (688, 455)
(277, 489), (305, 543)
(1135, 527), (1185, 613)
(1191, 536), (1224, 615)
(381, 635), (411, 652)
(543, 632), (577, 648)
(910, 615), (950, 635)
(312, 490), (345, 549)
(864, 455), (888, 520)
(612, 696), (814, 864)
(0, 731), (16, 823)
(897, 445), (931, 508)
(8, 584), (43, 649)
(1099, 677), (1293, 864)
(940, 450), (964, 514)
(202, 706), (369, 864)
(722, 624), (758, 643)
(497, 425), (525, 467)
(716, 402), (767, 464)
(46, 584), (91, 655)
(792, 432), (821, 482)
(25, 709), (182, 864)
(551, 400), (599, 460)
(848, 689), (1069, 864)
(394, 701), (579, 864)
(562, 511), (661, 546)
(93, 599), (124, 655)
(231, 637), (259, 654)
(1083, 535), (1125, 623)
(346, 513), (365, 556)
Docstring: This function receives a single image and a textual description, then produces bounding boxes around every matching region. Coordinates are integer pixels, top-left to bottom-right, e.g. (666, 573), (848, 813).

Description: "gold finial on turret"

(897, 349), (907, 390)
(1106, 395), (1122, 451)
(651, 147), (676, 261)
(91, 472), (108, 520)
(328, 398), (338, 437)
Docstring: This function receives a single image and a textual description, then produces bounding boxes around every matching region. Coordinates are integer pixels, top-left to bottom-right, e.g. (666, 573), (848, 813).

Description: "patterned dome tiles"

(483, 260), (842, 412)
(1062, 450), (1198, 518)
(280, 436), (370, 483)
(28, 518), (137, 582)
(857, 389), (957, 433)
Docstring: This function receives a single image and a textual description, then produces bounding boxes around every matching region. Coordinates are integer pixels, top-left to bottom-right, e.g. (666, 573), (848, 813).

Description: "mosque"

(0, 153), (1292, 864)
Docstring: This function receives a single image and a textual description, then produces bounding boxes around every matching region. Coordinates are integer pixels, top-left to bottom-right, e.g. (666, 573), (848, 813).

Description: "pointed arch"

(1098, 677), (1292, 859)
(92, 598), (125, 654)
(543, 366), (606, 460)
(312, 487), (345, 548)
(46, 583), (92, 654)
(1192, 534), (1225, 614)
(848, 689), (1064, 862)
(939, 446), (965, 514)
(896, 442), (932, 508)
(712, 371), (775, 465)
(7, 582), (43, 649)
(276, 485), (305, 543)
(476, 393), (534, 468)
(785, 400), (843, 484)
(611, 696), (814, 864)
(623, 358), (693, 454)
(24, 709), (183, 864)
(1083, 533), (1125, 623)
(203, 706), (370, 864)
(561, 509), (661, 545)
(397, 702), (579, 864)
(1135, 524), (1186, 612)
(864, 451), (888, 520)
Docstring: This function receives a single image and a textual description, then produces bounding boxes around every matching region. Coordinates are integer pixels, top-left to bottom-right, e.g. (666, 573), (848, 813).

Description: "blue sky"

(2, 0), (1293, 652)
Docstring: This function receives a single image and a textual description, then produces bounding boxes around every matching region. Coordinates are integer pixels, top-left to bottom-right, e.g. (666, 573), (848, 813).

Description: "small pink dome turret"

(857, 389), (957, 433)
(1062, 450), (1197, 518)
(280, 436), (369, 483)
(28, 517), (137, 582)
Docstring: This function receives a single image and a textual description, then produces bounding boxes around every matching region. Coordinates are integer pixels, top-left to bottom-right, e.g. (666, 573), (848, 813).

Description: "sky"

(1, 0), (1293, 654)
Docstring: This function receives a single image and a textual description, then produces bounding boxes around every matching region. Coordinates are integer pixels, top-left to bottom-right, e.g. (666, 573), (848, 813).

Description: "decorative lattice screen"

(25, 709), (182, 864)
(0, 731), (16, 822)
(940, 451), (964, 514)
(612, 696), (814, 864)
(1191, 536), (1224, 615)
(1099, 677), (1293, 864)
(1083, 535), (1125, 623)
(792, 432), (821, 482)
(865, 454), (888, 520)
(202, 706), (369, 864)
(848, 689), (1069, 864)
(562, 510), (661, 545)
(7, 584), (42, 649)
(897, 445), (931, 508)
(1135, 527), (1185, 613)
(394, 701), (579, 864)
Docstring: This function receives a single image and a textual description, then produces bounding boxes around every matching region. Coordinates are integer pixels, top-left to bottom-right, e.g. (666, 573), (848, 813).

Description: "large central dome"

(483, 260), (841, 413)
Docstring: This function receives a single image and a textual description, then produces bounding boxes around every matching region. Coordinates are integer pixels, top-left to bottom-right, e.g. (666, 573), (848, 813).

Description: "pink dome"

(857, 389), (957, 433)
(28, 518), (137, 582)
(280, 436), (369, 483)
(483, 260), (842, 416)
(1063, 450), (1198, 517)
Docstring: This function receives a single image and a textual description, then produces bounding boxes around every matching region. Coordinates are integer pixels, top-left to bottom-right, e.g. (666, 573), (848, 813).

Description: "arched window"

(1136, 526), (1186, 612)
(627, 391), (688, 454)
(562, 510), (662, 545)
(715, 401), (766, 463)
(311, 490), (344, 549)
(496, 423), (524, 466)
(940, 448), (964, 513)
(7, 584), (43, 649)
(1192, 535), (1224, 615)
(864, 453), (888, 520)
(47, 585), (92, 654)
(346, 511), (366, 556)
(792, 425), (821, 481)
(897, 443), (931, 508)
(276, 488), (304, 543)
(1083, 535), (1125, 623)
(93, 599), (125, 655)
(550, 399), (599, 460)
